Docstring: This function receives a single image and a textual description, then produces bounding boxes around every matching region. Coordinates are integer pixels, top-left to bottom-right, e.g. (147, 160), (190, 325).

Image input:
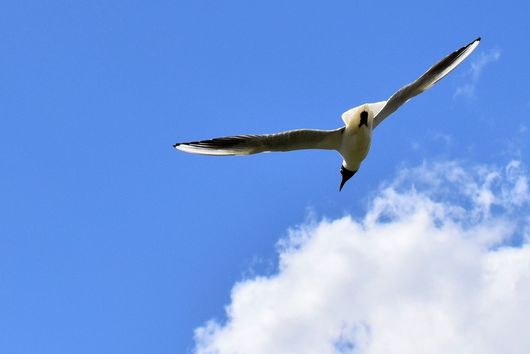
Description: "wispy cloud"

(454, 48), (501, 98)
(194, 160), (530, 354)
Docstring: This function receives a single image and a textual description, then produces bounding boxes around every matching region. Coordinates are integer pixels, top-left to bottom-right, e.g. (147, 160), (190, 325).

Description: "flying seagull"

(174, 37), (480, 191)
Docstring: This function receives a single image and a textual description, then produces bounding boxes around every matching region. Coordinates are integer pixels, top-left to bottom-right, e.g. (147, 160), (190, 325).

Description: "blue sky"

(1, 1), (529, 353)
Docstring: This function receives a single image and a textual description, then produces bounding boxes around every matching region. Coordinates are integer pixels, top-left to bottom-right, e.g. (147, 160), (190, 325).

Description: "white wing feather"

(373, 37), (480, 130)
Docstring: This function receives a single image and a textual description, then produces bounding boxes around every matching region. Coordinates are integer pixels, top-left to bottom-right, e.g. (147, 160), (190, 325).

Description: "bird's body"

(339, 104), (376, 171)
(174, 38), (481, 190)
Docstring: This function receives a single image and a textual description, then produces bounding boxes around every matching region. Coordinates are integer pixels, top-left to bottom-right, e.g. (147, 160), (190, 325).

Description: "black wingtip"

(173, 143), (180, 148)
(476, 37), (481, 42)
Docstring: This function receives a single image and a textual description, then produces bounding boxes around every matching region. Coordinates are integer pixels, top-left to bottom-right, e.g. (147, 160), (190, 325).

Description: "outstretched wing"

(174, 128), (344, 156)
(373, 37), (480, 129)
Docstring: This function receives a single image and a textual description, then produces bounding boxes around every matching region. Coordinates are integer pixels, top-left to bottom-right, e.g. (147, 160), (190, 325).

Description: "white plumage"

(174, 38), (481, 190)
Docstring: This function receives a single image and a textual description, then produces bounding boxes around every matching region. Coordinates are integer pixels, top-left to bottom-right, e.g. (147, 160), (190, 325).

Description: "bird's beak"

(339, 166), (357, 191)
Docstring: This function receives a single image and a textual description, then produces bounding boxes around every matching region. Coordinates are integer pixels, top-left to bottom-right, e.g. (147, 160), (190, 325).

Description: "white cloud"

(194, 160), (530, 354)
(454, 48), (501, 98)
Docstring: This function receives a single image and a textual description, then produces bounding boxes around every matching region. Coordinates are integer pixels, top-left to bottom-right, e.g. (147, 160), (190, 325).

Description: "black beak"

(339, 166), (357, 191)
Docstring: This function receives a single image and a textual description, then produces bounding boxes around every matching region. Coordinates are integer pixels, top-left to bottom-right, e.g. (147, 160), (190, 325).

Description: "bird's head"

(339, 165), (357, 191)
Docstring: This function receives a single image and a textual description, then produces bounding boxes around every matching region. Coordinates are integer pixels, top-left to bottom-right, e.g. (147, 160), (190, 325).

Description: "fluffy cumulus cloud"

(194, 160), (530, 354)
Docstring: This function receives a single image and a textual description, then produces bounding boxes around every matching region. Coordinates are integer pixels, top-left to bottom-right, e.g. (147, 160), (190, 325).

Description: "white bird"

(174, 37), (480, 191)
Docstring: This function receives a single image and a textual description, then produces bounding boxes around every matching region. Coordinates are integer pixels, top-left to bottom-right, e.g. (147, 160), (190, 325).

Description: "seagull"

(174, 37), (480, 191)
